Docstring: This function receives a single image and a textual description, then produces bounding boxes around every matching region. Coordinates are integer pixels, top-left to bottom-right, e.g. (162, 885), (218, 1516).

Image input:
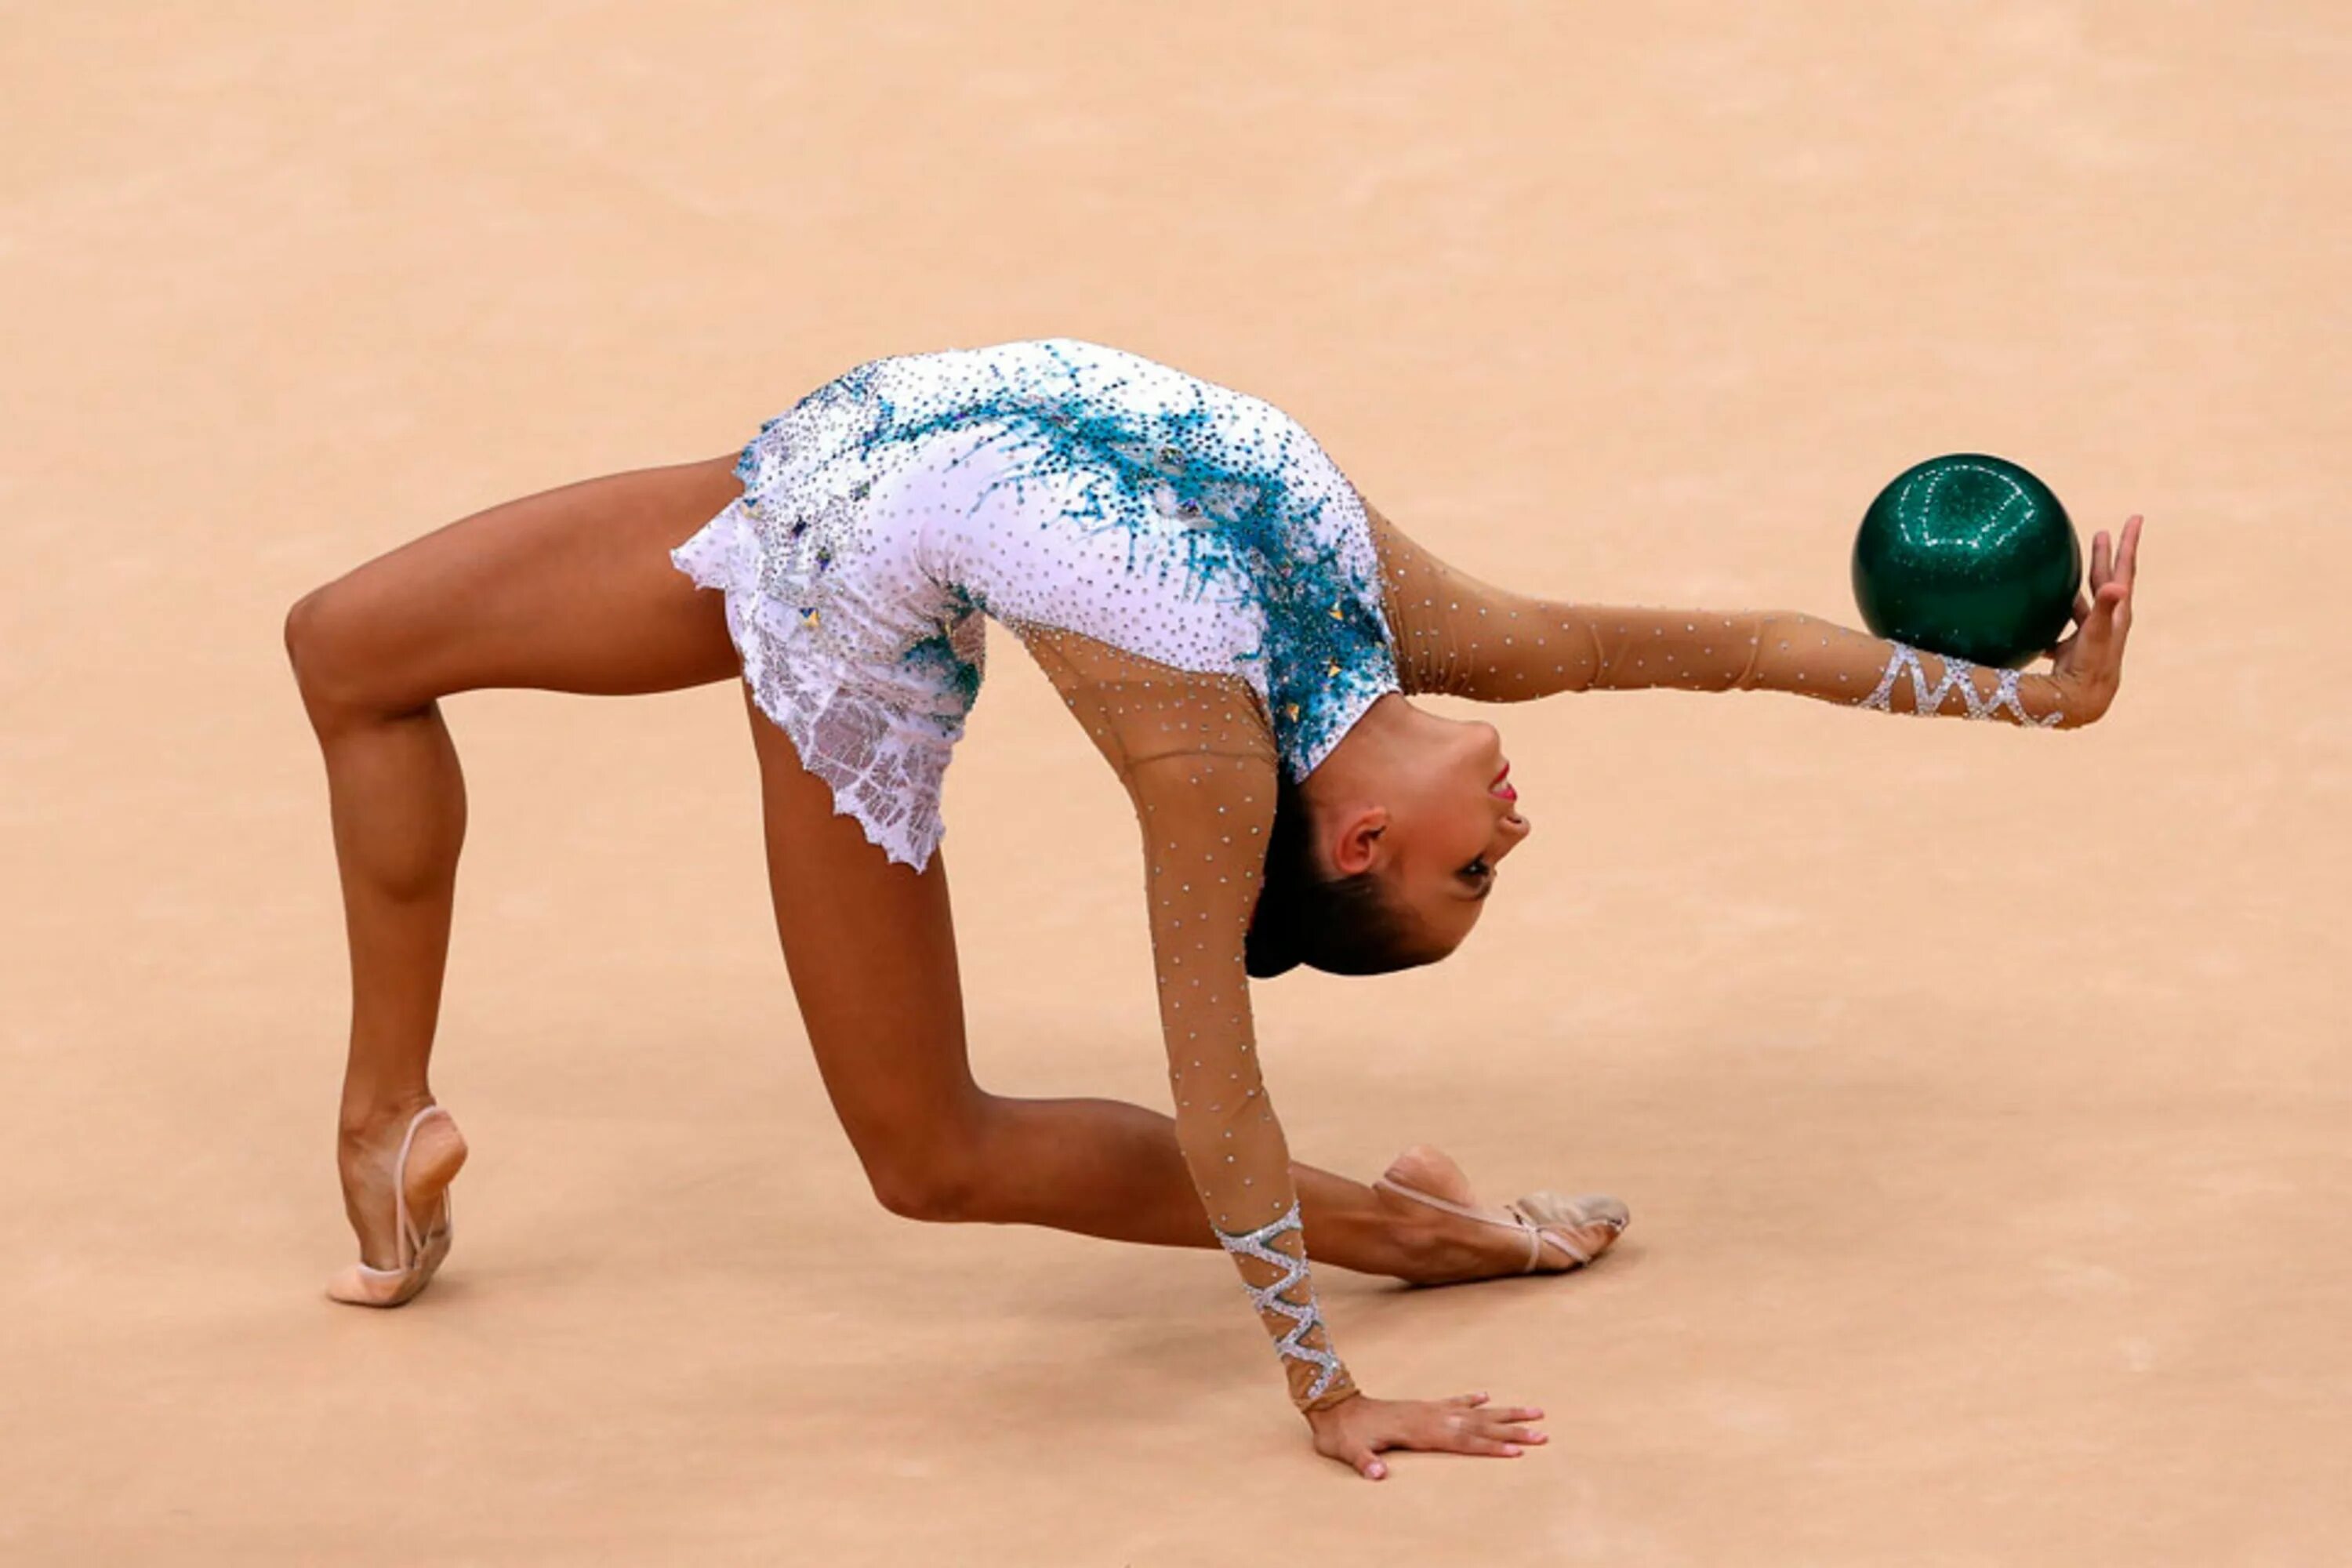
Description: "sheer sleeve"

(1366, 503), (2075, 728)
(1012, 623), (1359, 1414)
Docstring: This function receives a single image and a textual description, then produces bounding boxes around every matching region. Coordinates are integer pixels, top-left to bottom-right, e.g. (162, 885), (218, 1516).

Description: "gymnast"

(284, 338), (2140, 1479)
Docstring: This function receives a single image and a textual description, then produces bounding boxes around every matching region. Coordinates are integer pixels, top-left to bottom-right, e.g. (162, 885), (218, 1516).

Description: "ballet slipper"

(326, 1105), (458, 1308)
(1373, 1175), (1628, 1274)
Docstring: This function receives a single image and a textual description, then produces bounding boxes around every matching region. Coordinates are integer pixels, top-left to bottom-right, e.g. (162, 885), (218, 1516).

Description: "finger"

(1483, 1423), (1549, 1445)
(1486, 1406), (1544, 1424)
(2082, 584), (2120, 641)
(1432, 1409), (1534, 1451)
(1443, 1392), (1492, 1408)
(1447, 1436), (1526, 1458)
(2113, 525), (2139, 638)
(2089, 529), (2113, 593)
(2080, 584), (2124, 661)
(2117, 515), (2143, 586)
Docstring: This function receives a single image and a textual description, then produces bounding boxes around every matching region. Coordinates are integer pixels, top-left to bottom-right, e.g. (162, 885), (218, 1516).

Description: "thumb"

(1352, 1446), (1388, 1481)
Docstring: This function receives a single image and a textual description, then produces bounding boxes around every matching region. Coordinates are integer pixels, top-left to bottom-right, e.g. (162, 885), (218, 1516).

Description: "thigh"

(742, 686), (986, 1155)
(297, 455), (747, 710)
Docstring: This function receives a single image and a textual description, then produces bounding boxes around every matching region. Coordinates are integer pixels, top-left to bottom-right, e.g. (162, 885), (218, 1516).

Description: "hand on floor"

(1305, 1389), (1545, 1480)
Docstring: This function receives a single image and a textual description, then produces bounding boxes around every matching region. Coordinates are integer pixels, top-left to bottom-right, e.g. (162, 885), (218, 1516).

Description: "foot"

(1374, 1144), (1625, 1283)
(337, 1100), (466, 1275)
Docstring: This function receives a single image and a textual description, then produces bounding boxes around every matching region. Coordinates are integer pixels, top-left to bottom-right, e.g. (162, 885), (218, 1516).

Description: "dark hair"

(1245, 777), (1449, 979)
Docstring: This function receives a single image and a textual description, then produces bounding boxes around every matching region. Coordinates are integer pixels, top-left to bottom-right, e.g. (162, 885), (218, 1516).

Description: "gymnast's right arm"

(1363, 501), (2138, 729)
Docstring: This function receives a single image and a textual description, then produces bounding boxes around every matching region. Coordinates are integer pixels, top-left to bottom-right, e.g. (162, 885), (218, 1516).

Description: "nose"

(1494, 811), (1533, 861)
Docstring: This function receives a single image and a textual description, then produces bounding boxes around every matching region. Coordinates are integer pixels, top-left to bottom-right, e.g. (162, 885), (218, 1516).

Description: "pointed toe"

(1509, 1190), (1629, 1269)
(326, 1105), (458, 1309)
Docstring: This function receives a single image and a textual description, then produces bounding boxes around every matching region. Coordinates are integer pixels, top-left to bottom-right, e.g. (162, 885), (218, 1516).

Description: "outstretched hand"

(2047, 514), (2143, 724)
(1305, 1390), (1546, 1480)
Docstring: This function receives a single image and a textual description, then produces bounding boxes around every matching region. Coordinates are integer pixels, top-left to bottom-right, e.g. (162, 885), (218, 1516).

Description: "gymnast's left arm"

(1365, 502), (2142, 729)
(1011, 626), (1359, 1417)
(1122, 744), (1365, 1416)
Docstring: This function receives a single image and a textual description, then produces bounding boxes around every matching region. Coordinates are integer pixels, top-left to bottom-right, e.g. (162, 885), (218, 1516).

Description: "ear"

(1324, 803), (1390, 877)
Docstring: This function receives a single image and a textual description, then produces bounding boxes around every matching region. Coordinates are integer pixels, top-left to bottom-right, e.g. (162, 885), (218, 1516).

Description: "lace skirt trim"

(671, 500), (951, 871)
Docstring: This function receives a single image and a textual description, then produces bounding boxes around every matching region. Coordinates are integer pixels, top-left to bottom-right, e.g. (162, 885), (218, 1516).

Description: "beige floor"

(5, 4), (2346, 1563)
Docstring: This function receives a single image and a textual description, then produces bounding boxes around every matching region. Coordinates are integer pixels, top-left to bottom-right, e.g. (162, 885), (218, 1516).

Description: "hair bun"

(1243, 907), (1305, 979)
(1247, 775), (1443, 980)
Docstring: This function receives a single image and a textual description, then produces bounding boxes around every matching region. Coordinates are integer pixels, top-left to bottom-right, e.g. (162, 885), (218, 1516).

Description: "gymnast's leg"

(285, 456), (746, 1271)
(744, 691), (1602, 1285)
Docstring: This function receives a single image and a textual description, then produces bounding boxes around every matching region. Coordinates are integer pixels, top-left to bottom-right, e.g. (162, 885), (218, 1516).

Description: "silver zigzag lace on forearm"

(1859, 644), (2063, 725)
(1214, 1201), (1345, 1402)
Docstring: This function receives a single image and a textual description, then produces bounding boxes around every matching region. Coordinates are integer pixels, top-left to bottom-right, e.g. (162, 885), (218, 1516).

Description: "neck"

(1304, 692), (1415, 805)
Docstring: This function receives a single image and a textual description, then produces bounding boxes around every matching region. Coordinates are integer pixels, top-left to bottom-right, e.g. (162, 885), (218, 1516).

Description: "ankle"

(339, 1091), (438, 1146)
(1388, 1212), (1506, 1286)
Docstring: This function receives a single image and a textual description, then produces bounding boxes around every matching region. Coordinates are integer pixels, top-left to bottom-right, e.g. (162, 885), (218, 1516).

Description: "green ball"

(1851, 453), (2082, 669)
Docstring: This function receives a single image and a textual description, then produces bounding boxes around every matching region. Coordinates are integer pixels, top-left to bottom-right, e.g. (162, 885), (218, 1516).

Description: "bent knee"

(285, 582), (403, 721)
(865, 1144), (991, 1225)
(284, 584), (350, 701)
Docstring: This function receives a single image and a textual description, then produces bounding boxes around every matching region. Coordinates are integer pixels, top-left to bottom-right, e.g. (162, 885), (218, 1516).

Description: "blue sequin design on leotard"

(775, 340), (1396, 775)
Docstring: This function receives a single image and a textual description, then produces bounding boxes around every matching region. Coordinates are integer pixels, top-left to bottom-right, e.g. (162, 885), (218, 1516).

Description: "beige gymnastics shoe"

(326, 1104), (462, 1307)
(1373, 1172), (1628, 1274)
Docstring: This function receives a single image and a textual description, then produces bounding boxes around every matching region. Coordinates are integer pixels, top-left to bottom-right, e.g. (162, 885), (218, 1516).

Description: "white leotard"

(672, 337), (1398, 869)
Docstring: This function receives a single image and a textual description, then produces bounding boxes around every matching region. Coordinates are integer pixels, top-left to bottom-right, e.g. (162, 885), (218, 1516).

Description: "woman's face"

(1312, 704), (1534, 958)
